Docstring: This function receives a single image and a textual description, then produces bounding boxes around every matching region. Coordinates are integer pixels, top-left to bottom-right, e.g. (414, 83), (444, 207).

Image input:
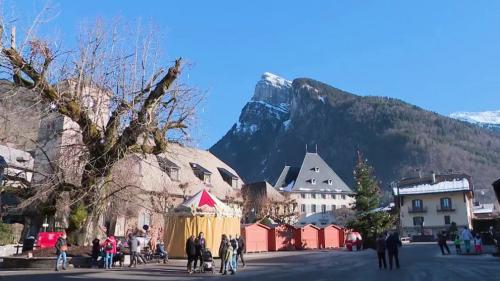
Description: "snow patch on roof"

(450, 110), (500, 125)
(393, 178), (471, 195)
(473, 203), (495, 214)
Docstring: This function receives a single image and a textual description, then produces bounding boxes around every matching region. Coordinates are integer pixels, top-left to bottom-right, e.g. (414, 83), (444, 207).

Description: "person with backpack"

(218, 234), (228, 274)
(376, 233), (387, 270)
(236, 234), (246, 268)
(103, 235), (116, 269)
(55, 233), (68, 271)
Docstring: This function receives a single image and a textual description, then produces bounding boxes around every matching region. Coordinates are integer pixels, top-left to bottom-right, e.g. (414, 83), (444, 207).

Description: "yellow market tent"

(164, 189), (241, 257)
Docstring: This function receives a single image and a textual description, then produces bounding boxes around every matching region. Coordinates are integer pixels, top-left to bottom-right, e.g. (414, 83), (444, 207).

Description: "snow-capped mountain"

(211, 72), (500, 202)
(450, 111), (500, 133)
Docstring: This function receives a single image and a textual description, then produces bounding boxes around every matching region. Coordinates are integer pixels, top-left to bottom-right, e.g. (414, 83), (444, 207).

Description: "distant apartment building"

(274, 152), (355, 226)
(393, 173), (474, 237)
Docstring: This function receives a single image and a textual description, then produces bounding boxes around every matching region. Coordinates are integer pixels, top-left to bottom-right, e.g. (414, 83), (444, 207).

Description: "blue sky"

(6, 1), (500, 148)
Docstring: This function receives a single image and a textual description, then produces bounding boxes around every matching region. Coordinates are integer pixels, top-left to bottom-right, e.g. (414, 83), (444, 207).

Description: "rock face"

(210, 73), (500, 202)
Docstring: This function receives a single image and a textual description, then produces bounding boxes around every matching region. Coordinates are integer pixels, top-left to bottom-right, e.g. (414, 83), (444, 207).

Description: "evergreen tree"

(347, 151), (395, 248)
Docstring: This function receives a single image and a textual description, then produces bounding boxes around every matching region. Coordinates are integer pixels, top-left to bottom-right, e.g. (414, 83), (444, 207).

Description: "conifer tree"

(347, 151), (394, 248)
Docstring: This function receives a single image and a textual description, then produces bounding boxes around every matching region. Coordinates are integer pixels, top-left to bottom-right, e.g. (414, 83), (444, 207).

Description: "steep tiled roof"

(274, 152), (353, 194)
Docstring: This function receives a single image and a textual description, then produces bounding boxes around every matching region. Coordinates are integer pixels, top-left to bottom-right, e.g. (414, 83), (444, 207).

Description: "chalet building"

(393, 173), (474, 237)
(274, 152), (355, 226)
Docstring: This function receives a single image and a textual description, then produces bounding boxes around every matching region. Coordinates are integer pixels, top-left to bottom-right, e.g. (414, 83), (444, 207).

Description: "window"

(139, 212), (151, 228)
(331, 205), (337, 211)
(326, 194), (331, 199)
(333, 194), (337, 199)
(341, 205), (347, 209)
(314, 167), (320, 172)
(321, 194), (326, 199)
(413, 216), (424, 226)
(204, 174), (211, 184)
(311, 178), (317, 185)
(412, 199), (423, 209)
(321, 204), (326, 213)
(328, 179), (333, 185)
(444, 215), (451, 225)
(301, 193), (306, 199)
(440, 198), (452, 209)
(341, 195), (346, 200)
(305, 193), (311, 199)
(169, 168), (179, 181)
(301, 204), (306, 213)
(312, 205), (317, 213)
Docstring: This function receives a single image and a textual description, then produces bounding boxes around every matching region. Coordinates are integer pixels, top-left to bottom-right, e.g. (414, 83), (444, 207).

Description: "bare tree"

(0, 9), (198, 242)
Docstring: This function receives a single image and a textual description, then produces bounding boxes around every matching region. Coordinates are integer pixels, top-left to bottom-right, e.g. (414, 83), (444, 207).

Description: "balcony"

(436, 205), (455, 212)
(408, 206), (427, 213)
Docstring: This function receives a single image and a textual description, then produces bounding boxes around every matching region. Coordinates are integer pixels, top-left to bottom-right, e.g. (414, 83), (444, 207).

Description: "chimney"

(431, 171), (436, 183)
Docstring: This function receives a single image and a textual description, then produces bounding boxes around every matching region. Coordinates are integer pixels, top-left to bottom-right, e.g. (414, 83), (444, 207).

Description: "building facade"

(274, 152), (355, 226)
(394, 173), (474, 237)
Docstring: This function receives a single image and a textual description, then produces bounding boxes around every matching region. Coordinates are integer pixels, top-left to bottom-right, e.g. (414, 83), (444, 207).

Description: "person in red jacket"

(103, 235), (117, 269)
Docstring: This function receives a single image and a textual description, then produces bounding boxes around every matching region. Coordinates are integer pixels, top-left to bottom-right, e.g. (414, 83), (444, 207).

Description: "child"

(454, 236), (461, 254)
(474, 235), (482, 254)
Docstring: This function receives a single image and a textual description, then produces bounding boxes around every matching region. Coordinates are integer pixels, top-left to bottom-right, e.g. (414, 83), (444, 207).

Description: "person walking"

(156, 240), (169, 263)
(103, 235), (116, 269)
(454, 235), (462, 254)
(194, 232), (206, 272)
(54, 233), (68, 271)
(355, 237), (362, 251)
(386, 232), (402, 270)
(186, 235), (196, 274)
(437, 231), (450, 255)
(224, 238), (235, 275)
(229, 235), (239, 272)
(236, 234), (246, 268)
(218, 234), (228, 274)
(460, 227), (474, 254)
(128, 234), (139, 268)
(136, 235), (148, 264)
(376, 233), (387, 270)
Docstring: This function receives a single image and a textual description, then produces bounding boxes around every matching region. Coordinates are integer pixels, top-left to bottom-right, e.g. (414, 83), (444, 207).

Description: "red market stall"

(295, 224), (320, 250)
(241, 223), (270, 253)
(319, 224), (342, 249)
(268, 224), (296, 251)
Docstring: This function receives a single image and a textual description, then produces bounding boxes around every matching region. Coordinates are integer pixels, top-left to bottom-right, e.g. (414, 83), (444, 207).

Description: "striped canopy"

(173, 189), (241, 217)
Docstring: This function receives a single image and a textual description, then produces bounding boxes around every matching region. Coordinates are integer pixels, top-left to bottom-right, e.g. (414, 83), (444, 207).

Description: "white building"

(274, 152), (355, 226)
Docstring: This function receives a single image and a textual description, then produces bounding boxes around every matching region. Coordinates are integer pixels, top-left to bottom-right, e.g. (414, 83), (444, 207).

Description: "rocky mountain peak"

(252, 72), (292, 108)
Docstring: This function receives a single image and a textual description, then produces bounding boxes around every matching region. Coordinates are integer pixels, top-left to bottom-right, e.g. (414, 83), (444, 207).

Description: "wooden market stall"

(241, 223), (270, 252)
(295, 224), (320, 250)
(268, 224), (297, 251)
(319, 224), (342, 249)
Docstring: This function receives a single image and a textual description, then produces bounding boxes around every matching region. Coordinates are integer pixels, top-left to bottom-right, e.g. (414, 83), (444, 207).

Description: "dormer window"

(190, 162), (212, 185)
(328, 179), (333, 185)
(311, 178), (316, 185)
(157, 156), (180, 181)
(218, 167), (239, 188)
(314, 167), (320, 173)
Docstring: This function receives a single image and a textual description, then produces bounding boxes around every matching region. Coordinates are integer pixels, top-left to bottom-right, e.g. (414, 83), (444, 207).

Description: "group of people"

(54, 230), (168, 271)
(375, 232), (403, 270)
(185, 232), (246, 275)
(218, 234), (245, 275)
(439, 226), (483, 255)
